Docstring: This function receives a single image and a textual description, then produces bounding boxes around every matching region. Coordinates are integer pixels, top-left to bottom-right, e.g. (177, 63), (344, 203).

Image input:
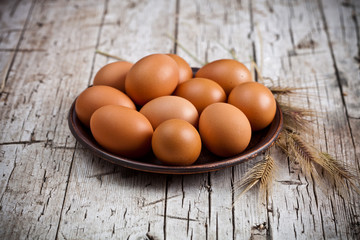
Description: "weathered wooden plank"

(176, 0), (254, 67)
(0, 0), (105, 239)
(166, 1), (269, 240)
(0, 0), (33, 105)
(320, 0), (360, 171)
(56, 0), (178, 239)
(90, 0), (179, 78)
(349, 118), (360, 169)
(0, 143), (75, 239)
(0, 0), (33, 49)
(252, 0), (360, 239)
(165, 173), (209, 239)
(232, 157), (271, 240)
(0, 0), (103, 146)
(57, 149), (167, 240)
(319, 0), (360, 119)
(0, 0), (358, 239)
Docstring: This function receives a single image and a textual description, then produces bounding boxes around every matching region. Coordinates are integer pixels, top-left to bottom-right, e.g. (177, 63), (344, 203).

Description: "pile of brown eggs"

(75, 53), (276, 166)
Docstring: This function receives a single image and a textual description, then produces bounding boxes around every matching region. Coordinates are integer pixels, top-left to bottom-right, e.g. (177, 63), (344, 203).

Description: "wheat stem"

(233, 152), (275, 203)
(165, 34), (205, 66)
(95, 49), (126, 61)
(216, 41), (239, 60)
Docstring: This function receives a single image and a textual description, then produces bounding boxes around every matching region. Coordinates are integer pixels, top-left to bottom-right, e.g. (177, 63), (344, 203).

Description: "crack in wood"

(163, 175), (169, 240)
(65, 204), (71, 215)
(112, 223), (115, 237)
(54, 141), (77, 239)
(293, 223), (297, 239)
(319, 209), (326, 240)
(310, 173), (319, 208)
(0, 149), (18, 204)
(142, 194), (181, 208)
(187, 202), (191, 236)
(350, 3), (360, 62)
(39, 169), (47, 195)
(329, 198), (338, 235)
(86, 0), (109, 87)
(216, 212), (219, 240)
(86, 169), (122, 179)
(248, 0), (258, 81)
(205, 219), (208, 240)
(158, 213), (198, 222)
(0, 140), (47, 146)
(207, 173), (212, 224)
(25, 225), (32, 240)
(37, 204), (46, 222)
(173, 0), (180, 54)
(231, 166), (235, 240)
(276, 180), (305, 185)
(0, 48), (46, 53)
(83, 209), (88, 220)
(147, 222), (151, 233)
(181, 176), (185, 208)
(276, 208), (280, 231)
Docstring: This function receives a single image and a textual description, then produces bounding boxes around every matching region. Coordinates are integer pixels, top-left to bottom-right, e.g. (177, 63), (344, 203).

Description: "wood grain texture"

(57, 1), (176, 239)
(0, 0), (105, 239)
(169, 1), (268, 239)
(0, 0), (359, 239)
(252, 0), (360, 239)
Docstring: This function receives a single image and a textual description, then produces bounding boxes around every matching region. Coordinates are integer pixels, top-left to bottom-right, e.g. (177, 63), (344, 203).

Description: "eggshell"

(199, 103), (251, 157)
(228, 82), (276, 131)
(174, 77), (226, 113)
(140, 95), (199, 129)
(93, 61), (133, 92)
(166, 54), (193, 84)
(75, 85), (136, 127)
(125, 54), (179, 106)
(90, 105), (153, 158)
(195, 59), (252, 95)
(152, 119), (201, 166)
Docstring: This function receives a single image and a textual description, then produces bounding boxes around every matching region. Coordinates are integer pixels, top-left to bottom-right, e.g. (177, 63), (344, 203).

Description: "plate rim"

(68, 99), (283, 174)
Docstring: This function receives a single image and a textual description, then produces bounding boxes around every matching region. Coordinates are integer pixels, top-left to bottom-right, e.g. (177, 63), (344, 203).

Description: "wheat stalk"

(233, 152), (275, 202)
(165, 34), (205, 65)
(285, 133), (323, 184)
(317, 152), (360, 195)
(95, 49), (126, 61)
(276, 129), (360, 197)
(278, 102), (315, 134)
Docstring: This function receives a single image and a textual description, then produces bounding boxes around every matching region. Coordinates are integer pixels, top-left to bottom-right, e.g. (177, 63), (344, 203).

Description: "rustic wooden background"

(0, 0), (359, 239)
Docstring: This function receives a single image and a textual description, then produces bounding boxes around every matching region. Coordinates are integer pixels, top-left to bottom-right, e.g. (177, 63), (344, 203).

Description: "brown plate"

(68, 100), (283, 175)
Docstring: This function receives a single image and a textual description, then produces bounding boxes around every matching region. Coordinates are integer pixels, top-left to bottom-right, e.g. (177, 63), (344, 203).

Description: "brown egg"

(166, 54), (193, 84)
(174, 77), (226, 113)
(199, 103), (251, 157)
(125, 54), (179, 106)
(93, 61), (133, 92)
(139, 96), (199, 129)
(90, 105), (153, 158)
(195, 59), (252, 95)
(228, 82), (276, 131)
(75, 85), (136, 127)
(152, 119), (201, 166)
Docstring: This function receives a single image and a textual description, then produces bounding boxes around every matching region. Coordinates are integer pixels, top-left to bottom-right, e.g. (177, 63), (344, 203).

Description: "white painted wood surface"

(0, 0), (359, 239)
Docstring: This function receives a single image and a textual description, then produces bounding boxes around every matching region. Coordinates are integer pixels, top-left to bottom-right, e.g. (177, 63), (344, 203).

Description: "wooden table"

(1, 0), (359, 239)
